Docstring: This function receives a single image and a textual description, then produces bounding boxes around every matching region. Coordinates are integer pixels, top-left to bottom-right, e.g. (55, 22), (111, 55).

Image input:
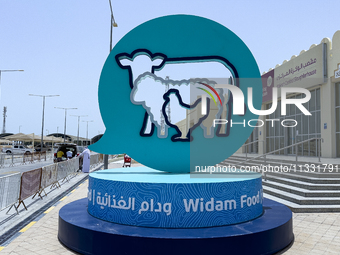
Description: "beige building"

(245, 30), (340, 158)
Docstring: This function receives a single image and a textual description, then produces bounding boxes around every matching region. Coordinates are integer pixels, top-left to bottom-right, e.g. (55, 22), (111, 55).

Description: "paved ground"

(283, 213), (340, 254)
(0, 158), (96, 239)
(0, 160), (340, 254)
(0, 178), (89, 255)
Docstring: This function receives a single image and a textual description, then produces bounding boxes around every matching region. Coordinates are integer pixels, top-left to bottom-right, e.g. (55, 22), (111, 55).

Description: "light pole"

(107, 0), (118, 169)
(82, 120), (93, 145)
(0, 70), (24, 88)
(109, 0), (118, 52)
(71, 115), (88, 145)
(29, 94), (59, 148)
(55, 107), (77, 142)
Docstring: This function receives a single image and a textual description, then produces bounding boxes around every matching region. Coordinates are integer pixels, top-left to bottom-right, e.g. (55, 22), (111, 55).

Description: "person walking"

(78, 147), (90, 173)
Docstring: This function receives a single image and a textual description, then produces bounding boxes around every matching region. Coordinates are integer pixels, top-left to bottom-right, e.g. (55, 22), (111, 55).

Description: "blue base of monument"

(58, 198), (293, 255)
(87, 167), (264, 228)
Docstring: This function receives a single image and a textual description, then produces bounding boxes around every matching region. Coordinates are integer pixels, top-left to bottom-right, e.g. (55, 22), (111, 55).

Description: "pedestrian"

(66, 150), (73, 160)
(78, 147), (90, 173)
(123, 153), (131, 167)
(57, 150), (64, 162)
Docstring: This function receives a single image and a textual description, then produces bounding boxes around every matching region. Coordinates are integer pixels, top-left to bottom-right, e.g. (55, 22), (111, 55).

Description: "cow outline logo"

(116, 49), (240, 142)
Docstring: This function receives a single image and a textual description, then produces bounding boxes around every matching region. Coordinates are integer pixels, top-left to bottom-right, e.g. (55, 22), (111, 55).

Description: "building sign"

(262, 69), (274, 103)
(335, 64), (340, 79)
(262, 43), (326, 103)
(274, 43), (325, 89)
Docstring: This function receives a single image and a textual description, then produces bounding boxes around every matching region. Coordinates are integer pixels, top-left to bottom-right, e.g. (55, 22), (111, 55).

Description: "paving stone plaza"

(0, 160), (339, 254)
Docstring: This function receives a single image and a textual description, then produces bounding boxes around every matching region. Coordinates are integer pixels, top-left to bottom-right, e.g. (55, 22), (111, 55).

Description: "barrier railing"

(16, 168), (42, 211)
(57, 160), (70, 183)
(31, 151), (47, 162)
(0, 154), (5, 168)
(0, 151), (51, 168)
(1, 153), (104, 214)
(90, 154), (99, 167)
(234, 137), (323, 181)
(37, 164), (58, 197)
(68, 157), (79, 176)
(57, 157), (79, 183)
(9, 154), (24, 167)
(0, 172), (21, 214)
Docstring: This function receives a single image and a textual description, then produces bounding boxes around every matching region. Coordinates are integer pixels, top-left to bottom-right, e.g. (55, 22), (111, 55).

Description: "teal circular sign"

(90, 15), (262, 173)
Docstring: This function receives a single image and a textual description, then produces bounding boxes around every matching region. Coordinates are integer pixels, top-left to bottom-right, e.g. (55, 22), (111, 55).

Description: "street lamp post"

(82, 120), (93, 145)
(19, 125), (22, 133)
(71, 115), (88, 145)
(106, 0), (118, 169)
(29, 94), (59, 149)
(109, 0), (118, 52)
(55, 107), (77, 142)
(0, 70), (24, 87)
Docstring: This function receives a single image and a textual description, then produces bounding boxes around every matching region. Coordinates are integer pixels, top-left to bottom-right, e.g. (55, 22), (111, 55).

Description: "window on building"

(265, 88), (321, 156)
(335, 83), (340, 157)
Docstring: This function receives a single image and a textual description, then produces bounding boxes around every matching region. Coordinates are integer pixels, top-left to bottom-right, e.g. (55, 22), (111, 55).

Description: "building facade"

(245, 30), (340, 158)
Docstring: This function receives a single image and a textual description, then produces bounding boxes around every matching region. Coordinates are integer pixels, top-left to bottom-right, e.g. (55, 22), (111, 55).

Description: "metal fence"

(90, 154), (99, 166)
(0, 152), (52, 168)
(0, 153), (104, 214)
(17, 168), (42, 210)
(0, 172), (21, 213)
(57, 160), (70, 182)
(40, 164), (58, 193)
(57, 157), (79, 182)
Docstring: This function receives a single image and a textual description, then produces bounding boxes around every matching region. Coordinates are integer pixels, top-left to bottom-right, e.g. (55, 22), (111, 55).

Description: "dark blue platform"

(58, 198), (293, 255)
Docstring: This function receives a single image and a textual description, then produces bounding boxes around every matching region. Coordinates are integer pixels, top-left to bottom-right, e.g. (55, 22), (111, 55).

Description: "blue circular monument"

(58, 14), (294, 255)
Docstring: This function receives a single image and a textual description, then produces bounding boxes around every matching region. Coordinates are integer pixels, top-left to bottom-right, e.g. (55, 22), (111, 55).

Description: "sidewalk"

(0, 159), (76, 239)
(0, 161), (340, 254)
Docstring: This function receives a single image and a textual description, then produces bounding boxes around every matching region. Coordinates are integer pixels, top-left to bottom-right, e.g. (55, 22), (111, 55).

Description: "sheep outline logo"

(116, 49), (239, 142)
(90, 15), (262, 173)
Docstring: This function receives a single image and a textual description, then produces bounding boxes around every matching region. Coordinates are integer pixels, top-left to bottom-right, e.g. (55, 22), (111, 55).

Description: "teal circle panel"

(90, 15), (262, 173)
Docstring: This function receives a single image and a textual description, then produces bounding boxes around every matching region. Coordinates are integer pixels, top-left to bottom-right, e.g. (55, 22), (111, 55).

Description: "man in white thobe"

(79, 147), (91, 173)
(66, 150), (73, 159)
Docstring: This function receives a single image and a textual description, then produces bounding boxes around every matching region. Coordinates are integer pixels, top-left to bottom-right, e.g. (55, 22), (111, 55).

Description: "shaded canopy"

(3, 133), (28, 141)
(4, 133), (63, 143)
(43, 135), (63, 143)
(0, 139), (11, 144)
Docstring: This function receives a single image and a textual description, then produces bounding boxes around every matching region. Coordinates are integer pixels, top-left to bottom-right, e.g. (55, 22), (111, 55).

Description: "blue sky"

(0, 0), (338, 139)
